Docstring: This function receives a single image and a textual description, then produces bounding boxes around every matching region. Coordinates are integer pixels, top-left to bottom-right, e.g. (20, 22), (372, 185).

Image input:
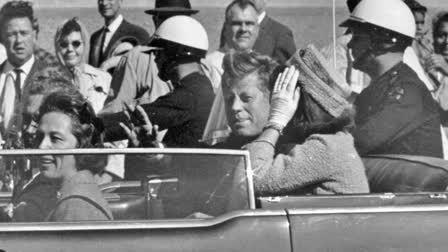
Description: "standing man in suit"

(0, 1), (47, 144)
(100, 0), (202, 113)
(89, 0), (150, 68)
(219, 0), (296, 64)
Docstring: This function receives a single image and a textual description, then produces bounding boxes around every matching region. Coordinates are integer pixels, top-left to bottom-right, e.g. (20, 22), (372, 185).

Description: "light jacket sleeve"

(245, 136), (334, 195)
(244, 133), (369, 195)
(101, 47), (170, 114)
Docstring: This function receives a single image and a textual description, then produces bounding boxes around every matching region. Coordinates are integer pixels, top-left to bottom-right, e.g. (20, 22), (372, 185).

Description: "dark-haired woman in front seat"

(36, 90), (113, 221)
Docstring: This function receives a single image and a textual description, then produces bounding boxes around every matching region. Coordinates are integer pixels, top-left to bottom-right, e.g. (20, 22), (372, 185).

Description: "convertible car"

(1, 148), (448, 252)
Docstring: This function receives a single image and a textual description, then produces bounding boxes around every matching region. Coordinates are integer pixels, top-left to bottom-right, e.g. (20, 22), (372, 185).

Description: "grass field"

(34, 6), (350, 54)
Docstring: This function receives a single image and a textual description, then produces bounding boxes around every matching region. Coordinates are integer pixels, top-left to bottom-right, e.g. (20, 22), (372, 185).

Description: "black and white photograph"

(1, 0), (448, 251)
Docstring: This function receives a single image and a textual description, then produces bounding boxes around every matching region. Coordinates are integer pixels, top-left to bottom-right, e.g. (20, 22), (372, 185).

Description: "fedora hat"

(145, 0), (199, 15)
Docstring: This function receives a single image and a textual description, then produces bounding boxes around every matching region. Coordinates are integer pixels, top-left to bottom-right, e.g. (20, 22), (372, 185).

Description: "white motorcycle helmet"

(340, 0), (416, 41)
(149, 15), (208, 59)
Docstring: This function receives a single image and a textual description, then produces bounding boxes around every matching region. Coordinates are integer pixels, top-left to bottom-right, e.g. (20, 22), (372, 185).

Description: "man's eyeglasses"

(59, 40), (82, 49)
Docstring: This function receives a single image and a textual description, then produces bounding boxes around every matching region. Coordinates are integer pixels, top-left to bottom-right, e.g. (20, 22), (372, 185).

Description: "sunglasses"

(59, 40), (83, 49)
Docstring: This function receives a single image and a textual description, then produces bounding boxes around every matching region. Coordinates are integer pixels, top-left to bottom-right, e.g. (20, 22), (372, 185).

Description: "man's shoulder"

(393, 63), (428, 91)
(372, 63), (432, 105)
(182, 73), (213, 89)
(91, 28), (103, 39)
(120, 19), (149, 37)
(121, 19), (144, 30)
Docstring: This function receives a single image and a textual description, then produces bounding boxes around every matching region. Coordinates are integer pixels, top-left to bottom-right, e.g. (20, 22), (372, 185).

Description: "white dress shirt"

(0, 55), (35, 95)
(102, 14), (123, 53)
(0, 44), (6, 64)
(258, 11), (266, 24)
(0, 56), (35, 143)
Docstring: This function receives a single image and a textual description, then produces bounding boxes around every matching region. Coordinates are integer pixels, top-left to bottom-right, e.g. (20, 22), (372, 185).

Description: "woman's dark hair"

(283, 91), (355, 144)
(59, 17), (82, 41)
(38, 89), (106, 174)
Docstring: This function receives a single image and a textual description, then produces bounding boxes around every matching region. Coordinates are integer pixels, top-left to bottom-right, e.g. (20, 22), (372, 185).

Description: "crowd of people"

(0, 0), (447, 222)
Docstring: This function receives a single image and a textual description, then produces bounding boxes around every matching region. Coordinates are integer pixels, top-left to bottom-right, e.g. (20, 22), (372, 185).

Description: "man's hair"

(222, 50), (279, 94)
(225, 0), (259, 21)
(433, 12), (448, 39)
(0, 1), (36, 32)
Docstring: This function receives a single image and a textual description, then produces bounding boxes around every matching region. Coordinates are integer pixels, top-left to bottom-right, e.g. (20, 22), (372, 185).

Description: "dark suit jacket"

(0, 58), (47, 99)
(0, 58), (47, 136)
(89, 19), (150, 68)
(253, 15), (296, 64)
(219, 15), (296, 64)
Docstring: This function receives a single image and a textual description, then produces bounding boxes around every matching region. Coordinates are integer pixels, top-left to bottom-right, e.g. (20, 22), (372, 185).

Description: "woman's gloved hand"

(268, 66), (301, 129)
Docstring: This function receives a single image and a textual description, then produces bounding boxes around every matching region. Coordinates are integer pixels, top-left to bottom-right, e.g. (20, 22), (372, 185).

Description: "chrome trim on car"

(0, 210), (287, 232)
(0, 148), (250, 156)
(287, 204), (448, 215)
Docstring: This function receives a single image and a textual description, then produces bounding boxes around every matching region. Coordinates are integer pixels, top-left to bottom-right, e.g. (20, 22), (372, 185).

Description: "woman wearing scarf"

(55, 18), (123, 184)
(54, 17), (111, 114)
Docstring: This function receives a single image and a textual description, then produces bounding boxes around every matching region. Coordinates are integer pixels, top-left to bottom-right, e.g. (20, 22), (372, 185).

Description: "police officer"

(101, 16), (215, 148)
(340, 0), (443, 157)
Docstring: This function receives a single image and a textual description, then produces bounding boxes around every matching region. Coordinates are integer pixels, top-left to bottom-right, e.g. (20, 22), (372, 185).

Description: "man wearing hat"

(95, 0), (208, 184)
(89, 0), (150, 68)
(100, 0), (210, 115)
(145, 0), (199, 27)
(341, 0), (443, 157)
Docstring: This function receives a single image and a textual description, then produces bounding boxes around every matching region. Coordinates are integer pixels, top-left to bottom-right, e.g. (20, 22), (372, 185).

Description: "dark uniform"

(353, 62), (443, 158)
(102, 72), (215, 148)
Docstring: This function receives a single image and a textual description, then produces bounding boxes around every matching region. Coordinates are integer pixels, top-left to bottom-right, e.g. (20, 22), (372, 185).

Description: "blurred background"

(0, 0), (445, 54)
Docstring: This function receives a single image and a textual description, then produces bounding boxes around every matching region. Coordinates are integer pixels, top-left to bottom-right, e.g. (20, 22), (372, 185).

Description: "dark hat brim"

(145, 7), (199, 15)
(339, 16), (365, 28)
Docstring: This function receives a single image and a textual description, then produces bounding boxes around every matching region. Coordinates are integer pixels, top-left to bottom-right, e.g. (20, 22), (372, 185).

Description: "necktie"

(95, 27), (109, 67)
(1, 72), (17, 132)
(13, 68), (22, 100)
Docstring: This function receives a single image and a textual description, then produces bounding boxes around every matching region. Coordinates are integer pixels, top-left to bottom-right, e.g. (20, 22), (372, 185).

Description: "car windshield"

(0, 149), (254, 222)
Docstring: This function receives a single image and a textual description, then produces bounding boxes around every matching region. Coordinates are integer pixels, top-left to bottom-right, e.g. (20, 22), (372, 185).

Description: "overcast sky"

(1, 0), (446, 8)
